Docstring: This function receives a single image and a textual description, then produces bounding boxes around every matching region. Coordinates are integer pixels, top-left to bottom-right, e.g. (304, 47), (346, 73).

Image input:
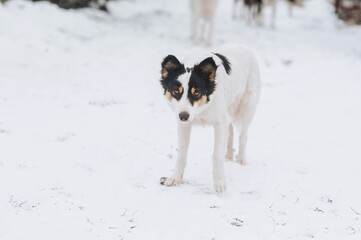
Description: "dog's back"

(214, 45), (261, 112)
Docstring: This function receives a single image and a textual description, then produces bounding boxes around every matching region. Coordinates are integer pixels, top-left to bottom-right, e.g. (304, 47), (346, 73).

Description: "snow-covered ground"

(1, 0), (361, 239)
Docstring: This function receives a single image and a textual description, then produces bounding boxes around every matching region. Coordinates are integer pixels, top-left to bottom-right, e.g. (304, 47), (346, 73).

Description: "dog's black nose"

(179, 112), (190, 121)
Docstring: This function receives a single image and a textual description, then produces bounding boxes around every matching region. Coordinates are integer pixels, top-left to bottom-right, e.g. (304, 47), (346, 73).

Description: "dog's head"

(160, 55), (218, 123)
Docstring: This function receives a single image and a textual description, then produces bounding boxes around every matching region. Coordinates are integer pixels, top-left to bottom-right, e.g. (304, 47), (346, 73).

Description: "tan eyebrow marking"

(161, 69), (168, 79)
(191, 87), (195, 94)
(165, 91), (173, 101)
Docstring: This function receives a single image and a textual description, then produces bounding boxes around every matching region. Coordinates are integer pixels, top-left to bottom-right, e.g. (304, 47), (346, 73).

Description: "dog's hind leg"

(232, 62), (261, 165)
(226, 123), (234, 161)
(236, 124), (249, 165)
(232, 115), (250, 165)
(232, 88), (259, 165)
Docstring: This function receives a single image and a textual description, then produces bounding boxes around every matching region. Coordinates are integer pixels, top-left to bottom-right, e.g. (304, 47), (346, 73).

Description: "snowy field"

(1, 0), (361, 239)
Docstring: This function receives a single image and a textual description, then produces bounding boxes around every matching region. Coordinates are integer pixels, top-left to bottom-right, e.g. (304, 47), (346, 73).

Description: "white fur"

(164, 44), (261, 193)
(190, 0), (218, 46)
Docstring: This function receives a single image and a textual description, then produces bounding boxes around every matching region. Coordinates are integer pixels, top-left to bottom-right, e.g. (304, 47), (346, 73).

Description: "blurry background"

(0, 0), (361, 240)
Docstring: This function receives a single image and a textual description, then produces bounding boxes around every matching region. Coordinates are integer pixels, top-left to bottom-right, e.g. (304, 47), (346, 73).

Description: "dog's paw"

(225, 152), (234, 161)
(164, 177), (182, 187)
(236, 159), (246, 165)
(213, 175), (227, 193)
(236, 154), (247, 166)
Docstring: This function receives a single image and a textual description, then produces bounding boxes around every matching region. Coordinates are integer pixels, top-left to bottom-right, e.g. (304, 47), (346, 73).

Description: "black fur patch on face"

(213, 53), (231, 75)
(188, 57), (217, 106)
(160, 55), (186, 101)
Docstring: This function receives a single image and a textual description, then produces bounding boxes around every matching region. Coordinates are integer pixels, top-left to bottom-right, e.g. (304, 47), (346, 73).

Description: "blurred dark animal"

(242, 0), (277, 27)
(30, 0), (109, 11)
(233, 0), (304, 28)
(233, 0), (276, 27)
(190, 0), (218, 46)
(1, 0), (7, 4)
(335, 0), (361, 25)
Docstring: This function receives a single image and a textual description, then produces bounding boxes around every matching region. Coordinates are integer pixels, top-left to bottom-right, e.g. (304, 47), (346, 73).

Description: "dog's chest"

(192, 101), (228, 125)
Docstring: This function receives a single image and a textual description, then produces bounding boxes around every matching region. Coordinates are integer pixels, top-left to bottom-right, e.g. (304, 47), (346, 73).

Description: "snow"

(1, 0), (361, 239)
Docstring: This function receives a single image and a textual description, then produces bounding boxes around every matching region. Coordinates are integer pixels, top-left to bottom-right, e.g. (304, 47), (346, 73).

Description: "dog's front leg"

(165, 123), (191, 186)
(212, 121), (227, 193)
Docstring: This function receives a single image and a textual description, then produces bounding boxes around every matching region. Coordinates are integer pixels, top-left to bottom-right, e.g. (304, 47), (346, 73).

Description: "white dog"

(190, 0), (218, 46)
(160, 44), (261, 193)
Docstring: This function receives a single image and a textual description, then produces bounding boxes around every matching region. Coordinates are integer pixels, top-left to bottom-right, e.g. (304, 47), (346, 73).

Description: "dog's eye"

(172, 87), (183, 96)
(193, 89), (201, 97)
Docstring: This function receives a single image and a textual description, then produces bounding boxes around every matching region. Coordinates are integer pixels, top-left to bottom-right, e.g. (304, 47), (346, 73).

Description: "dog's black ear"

(161, 55), (183, 79)
(194, 57), (218, 82)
